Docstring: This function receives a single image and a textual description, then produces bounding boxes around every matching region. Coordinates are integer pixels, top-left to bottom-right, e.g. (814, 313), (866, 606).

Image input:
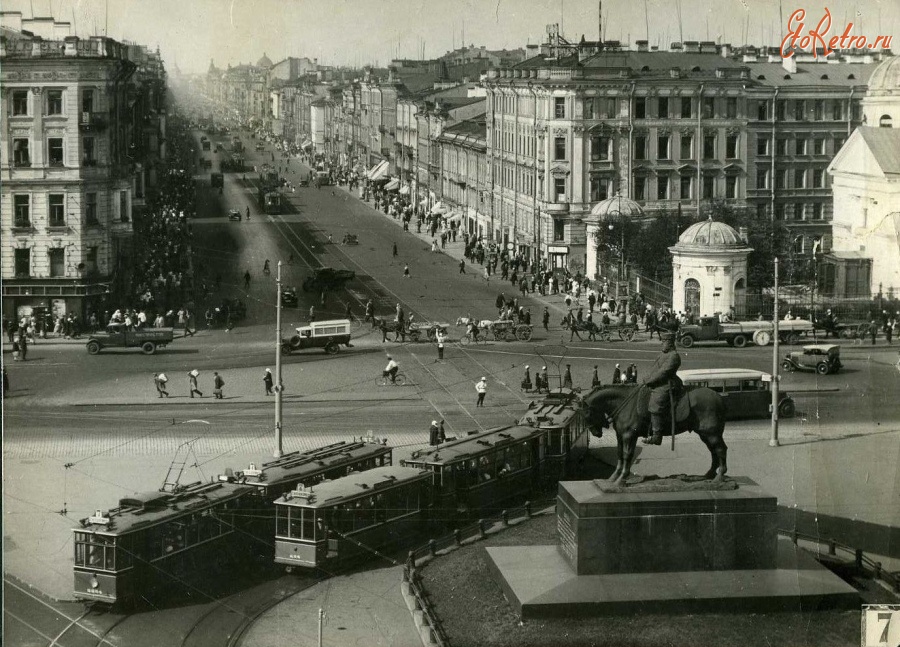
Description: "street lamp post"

(274, 261), (283, 458)
(770, 257), (780, 448)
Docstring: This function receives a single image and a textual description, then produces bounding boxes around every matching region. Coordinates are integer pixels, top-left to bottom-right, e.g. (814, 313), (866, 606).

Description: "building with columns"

(1, 13), (162, 319)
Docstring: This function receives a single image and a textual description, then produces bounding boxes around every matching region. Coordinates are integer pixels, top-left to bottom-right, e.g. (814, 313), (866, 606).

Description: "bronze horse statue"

(583, 384), (728, 486)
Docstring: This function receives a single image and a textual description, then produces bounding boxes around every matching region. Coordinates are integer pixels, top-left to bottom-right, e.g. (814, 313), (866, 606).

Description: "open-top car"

(782, 344), (843, 375)
(228, 209), (242, 221)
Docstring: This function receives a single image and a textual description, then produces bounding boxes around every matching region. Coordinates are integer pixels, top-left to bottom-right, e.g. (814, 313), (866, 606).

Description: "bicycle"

(459, 329), (488, 345)
(376, 372), (407, 387)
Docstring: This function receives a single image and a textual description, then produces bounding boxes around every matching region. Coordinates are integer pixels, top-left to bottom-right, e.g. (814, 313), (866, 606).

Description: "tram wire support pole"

(275, 260), (284, 458)
(770, 257), (780, 448)
(317, 607), (326, 647)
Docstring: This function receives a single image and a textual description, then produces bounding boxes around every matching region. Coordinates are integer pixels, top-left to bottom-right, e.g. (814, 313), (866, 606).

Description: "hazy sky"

(7, 0), (899, 73)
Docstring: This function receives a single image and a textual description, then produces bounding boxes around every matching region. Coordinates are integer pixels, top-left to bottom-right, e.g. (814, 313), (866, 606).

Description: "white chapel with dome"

(669, 218), (753, 318)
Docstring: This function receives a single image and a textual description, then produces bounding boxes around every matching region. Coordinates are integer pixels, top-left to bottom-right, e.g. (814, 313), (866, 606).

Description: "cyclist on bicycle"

(383, 356), (399, 384)
(467, 321), (480, 343)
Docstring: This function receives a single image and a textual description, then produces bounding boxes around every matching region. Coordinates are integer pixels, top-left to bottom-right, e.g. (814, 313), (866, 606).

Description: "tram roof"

(519, 388), (586, 428)
(277, 466), (430, 508)
(75, 481), (255, 535)
(405, 425), (543, 467)
(231, 439), (391, 489)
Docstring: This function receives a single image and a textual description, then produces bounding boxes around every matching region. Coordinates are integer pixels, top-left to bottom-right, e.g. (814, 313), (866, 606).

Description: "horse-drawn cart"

(488, 319), (533, 342)
(406, 322), (450, 343)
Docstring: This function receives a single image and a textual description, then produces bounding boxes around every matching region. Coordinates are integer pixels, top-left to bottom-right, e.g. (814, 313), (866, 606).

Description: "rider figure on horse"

(643, 332), (681, 445)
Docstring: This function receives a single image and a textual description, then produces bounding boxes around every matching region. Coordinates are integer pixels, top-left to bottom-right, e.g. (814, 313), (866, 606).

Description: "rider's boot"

(643, 414), (664, 445)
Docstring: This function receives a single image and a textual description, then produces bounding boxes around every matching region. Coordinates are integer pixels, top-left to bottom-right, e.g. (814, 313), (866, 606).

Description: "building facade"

(1, 14), (162, 319)
(437, 114), (489, 238)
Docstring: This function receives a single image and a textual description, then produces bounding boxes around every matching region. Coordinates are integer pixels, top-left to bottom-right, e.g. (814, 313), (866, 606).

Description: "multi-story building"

(483, 33), (884, 272)
(1, 13), (160, 319)
(437, 114), (489, 238)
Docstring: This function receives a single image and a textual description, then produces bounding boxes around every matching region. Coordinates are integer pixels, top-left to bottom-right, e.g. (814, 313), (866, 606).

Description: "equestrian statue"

(583, 332), (728, 486)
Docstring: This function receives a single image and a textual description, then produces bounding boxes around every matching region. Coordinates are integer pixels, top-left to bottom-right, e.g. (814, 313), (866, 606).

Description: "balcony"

(542, 200), (570, 215)
(79, 112), (107, 130)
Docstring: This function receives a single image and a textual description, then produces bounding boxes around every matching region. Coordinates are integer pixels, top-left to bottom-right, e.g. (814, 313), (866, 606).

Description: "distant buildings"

(827, 56), (900, 296)
(207, 28), (893, 288)
(1, 12), (166, 320)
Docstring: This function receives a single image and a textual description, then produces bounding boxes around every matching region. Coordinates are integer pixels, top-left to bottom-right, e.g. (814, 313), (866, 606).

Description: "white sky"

(6, 0), (899, 73)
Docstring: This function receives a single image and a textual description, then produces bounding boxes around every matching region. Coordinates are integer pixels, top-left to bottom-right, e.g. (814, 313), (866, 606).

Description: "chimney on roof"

(636, 40), (649, 52)
(720, 43), (731, 58)
(782, 56), (797, 74)
(1, 11), (23, 32)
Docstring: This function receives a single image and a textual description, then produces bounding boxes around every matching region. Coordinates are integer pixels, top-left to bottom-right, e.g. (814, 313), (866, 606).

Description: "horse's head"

(583, 385), (642, 438)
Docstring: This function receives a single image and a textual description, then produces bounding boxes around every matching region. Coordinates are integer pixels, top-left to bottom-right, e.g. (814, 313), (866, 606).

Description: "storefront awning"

(399, 185), (410, 195)
(368, 160), (389, 181)
(384, 178), (400, 191)
(430, 201), (448, 215)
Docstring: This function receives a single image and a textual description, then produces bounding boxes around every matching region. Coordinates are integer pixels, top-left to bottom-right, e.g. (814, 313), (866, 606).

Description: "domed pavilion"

(585, 194), (644, 280)
(669, 218), (753, 318)
(862, 55), (900, 128)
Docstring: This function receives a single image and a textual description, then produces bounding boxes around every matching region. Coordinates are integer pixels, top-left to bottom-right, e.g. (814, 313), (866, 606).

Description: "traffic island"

(486, 477), (858, 618)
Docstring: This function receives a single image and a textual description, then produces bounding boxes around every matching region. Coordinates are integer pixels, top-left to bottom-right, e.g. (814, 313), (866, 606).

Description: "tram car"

(403, 388), (591, 515)
(519, 387), (591, 483)
(73, 481), (255, 606)
(274, 466), (432, 570)
(73, 437), (392, 606)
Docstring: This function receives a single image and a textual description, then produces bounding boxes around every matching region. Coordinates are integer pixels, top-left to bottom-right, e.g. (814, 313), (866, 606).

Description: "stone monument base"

(485, 538), (859, 618)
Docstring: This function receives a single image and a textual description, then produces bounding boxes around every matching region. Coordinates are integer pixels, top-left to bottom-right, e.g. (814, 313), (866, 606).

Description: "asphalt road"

(3, 128), (900, 647)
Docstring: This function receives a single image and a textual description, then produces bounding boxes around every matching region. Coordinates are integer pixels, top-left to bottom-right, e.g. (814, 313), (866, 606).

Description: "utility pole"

(274, 261), (284, 458)
(317, 608), (326, 647)
(770, 257), (780, 448)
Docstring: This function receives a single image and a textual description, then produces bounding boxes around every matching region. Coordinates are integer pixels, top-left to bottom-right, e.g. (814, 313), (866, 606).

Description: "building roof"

(857, 127), (900, 176)
(675, 218), (749, 248)
(744, 61), (876, 87)
(867, 56), (900, 94)
(278, 466), (430, 508)
(589, 194), (644, 219)
(256, 53), (273, 69)
(438, 114), (487, 149)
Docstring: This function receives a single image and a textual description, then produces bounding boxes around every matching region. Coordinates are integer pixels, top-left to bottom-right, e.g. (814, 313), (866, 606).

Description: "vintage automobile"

(285, 319), (353, 355)
(228, 209), (242, 221)
(86, 325), (174, 355)
(281, 287), (299, 307)
(782, 344), (843, 375)
(678, 368), (795, 419)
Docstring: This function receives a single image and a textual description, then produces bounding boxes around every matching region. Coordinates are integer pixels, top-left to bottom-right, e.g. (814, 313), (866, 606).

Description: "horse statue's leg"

(700, 432), (729, 481)
(608, 433), (624, 482)
(616, 429), (640, 486)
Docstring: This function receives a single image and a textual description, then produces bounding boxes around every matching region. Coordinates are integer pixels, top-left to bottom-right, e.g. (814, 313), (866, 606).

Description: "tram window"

(549, 429), (563, 455)
(105, 543), (116, 570)
(117, 537), (133, 569)
(723, 381), (742, 393)
(708, 381), (724, 393)
(741, 380), (761, 391)
(452, 463), (467, 489)
(479, 455), (495, 482)
(302, 510), (315, 540)
(374, 494), (387, 523)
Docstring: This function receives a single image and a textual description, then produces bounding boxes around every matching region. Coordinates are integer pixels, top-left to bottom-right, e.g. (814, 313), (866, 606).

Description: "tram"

(274, 466), (432, 570)
(73, 437), (391, 606)
(403, 388), (592, 514)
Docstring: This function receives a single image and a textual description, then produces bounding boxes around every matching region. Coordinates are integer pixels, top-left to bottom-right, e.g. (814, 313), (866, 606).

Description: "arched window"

(684, 278), (701, 314)
(879, 114), (893, 128)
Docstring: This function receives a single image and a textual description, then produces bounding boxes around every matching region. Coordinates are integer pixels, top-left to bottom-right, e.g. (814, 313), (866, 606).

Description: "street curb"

(69, 395), (423, 407)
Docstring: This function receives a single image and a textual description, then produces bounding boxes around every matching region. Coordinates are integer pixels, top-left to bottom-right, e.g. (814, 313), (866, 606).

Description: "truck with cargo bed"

(677, 316), (812, 348)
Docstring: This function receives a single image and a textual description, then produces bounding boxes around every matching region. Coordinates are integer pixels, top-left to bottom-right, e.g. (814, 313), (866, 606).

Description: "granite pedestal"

(487, 478), (858, 618)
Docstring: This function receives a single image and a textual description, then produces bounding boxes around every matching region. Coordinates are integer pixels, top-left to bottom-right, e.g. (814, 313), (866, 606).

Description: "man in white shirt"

(383, 356), (399, 384)
(475, 377), (487, 407)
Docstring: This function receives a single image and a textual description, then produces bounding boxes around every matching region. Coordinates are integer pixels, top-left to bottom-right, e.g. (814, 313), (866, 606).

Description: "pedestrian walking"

(154, 373), (170, 398)
(364, 299), (374, 323)
(475, 377), (487, 407)
(264, 368), (274, 395)
(18, 332), (27, 361)
(563, 364), (573, 389)
(459, 259), (465, 274)
(591, 365), (600, 387)
(309, 305), (316, 322)
(612, 364), (621, 385)
(542, 307), (550, 331)
(2, 366), (8, 394)
(439, 420), (446, 443)
(403, 263), (410, 278)
(244, 270), (251, 290)
(188, 370), (203, 398)
(429, 420), (440, 446)
(213, 371), (225, 399)
(870, 320), (878, 345)
(392, 242), (398, 260)
(540, 366), (549, 392)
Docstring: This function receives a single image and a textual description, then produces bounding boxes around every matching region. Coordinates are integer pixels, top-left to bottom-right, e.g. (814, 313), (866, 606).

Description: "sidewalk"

(245, 565), (422, 647)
